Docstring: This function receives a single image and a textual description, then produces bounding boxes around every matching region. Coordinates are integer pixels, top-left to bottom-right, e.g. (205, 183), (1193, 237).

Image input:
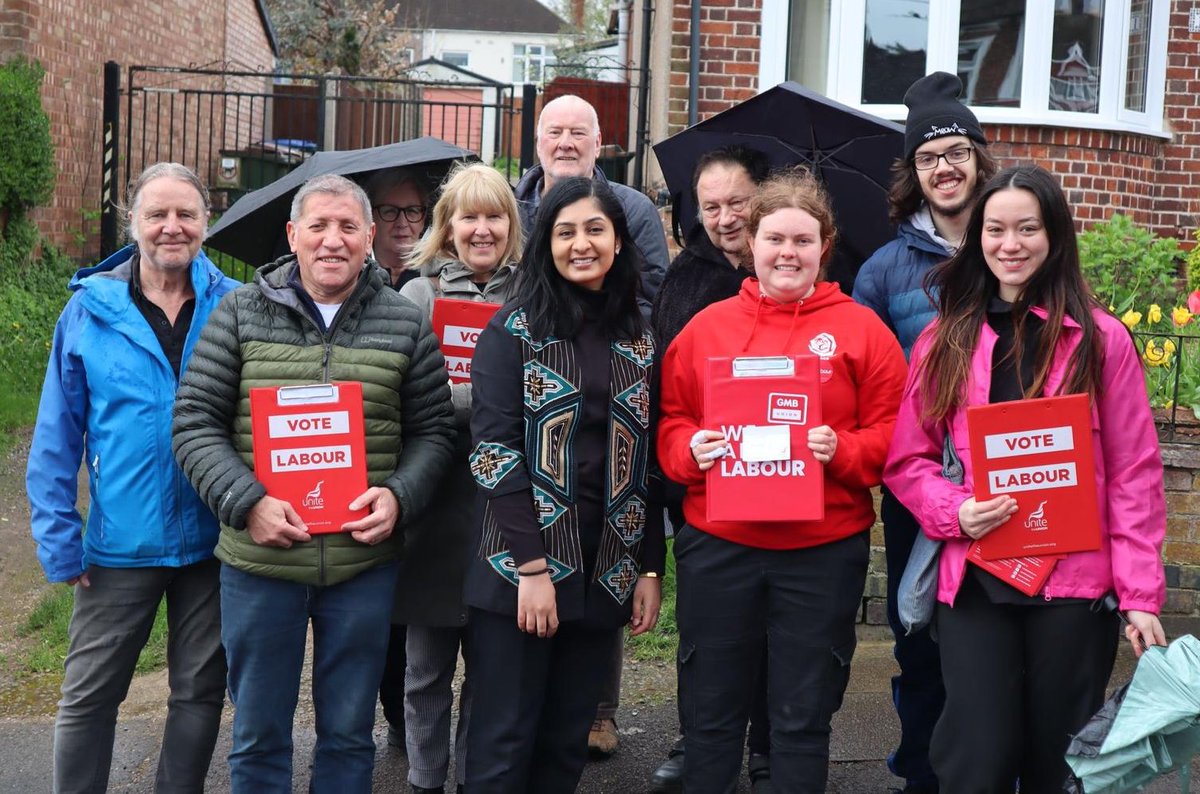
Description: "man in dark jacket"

(852, 71), (999, 794)
(173, 173), (455, 793)
(514, 94), (668, 321)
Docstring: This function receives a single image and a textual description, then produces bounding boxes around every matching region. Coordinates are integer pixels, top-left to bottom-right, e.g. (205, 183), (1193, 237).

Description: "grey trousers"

(404, 624), (473, 789)
(53, 559), (226, 794)
(595, 628), (624, 721)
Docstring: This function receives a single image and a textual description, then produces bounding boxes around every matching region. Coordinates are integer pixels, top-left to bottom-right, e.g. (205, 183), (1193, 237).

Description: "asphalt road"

(1, 639), (1196, 793)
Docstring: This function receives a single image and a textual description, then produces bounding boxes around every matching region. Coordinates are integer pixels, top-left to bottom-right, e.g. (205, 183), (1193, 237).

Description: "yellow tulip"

(1148, 304), (1162, 324)
(1173, 306), (1194, 327)
(1143, 339), (1174, 368)
(1122, 310), (1143, 329)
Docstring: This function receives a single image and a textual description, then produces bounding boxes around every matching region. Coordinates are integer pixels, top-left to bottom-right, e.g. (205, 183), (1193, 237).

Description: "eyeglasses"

(374, 204), (427, 223)
(913, 147), (974, 171)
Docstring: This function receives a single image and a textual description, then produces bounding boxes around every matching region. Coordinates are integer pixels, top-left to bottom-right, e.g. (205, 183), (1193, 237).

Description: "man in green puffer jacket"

(172, 173), (454, 794)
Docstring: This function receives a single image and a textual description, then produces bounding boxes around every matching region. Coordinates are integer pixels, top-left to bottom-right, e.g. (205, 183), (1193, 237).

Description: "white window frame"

(513, 43), (553, 85)
(758, 0), (1169, 137)
(441, 51), (471, 68)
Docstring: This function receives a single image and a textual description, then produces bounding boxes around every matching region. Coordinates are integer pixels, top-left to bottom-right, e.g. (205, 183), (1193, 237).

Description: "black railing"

(1132, 329), (1200, 444)
(104, 63), (530, 258)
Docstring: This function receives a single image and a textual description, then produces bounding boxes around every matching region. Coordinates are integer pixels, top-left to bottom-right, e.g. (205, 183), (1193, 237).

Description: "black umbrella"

(206, 136), (477, 267)
(653, 82), (904, 292)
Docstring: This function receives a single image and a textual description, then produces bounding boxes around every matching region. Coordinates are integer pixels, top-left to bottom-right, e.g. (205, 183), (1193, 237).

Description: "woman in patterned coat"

(463, 177), (665, 793)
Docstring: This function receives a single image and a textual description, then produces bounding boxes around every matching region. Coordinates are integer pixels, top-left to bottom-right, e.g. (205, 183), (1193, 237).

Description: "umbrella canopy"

(1065, 634), (1200, 793)
(206, 136), (477, 268)
(653, 82), (904, 292)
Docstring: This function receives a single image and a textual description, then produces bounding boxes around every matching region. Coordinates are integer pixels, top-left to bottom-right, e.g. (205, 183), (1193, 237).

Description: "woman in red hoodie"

(658, 168), (907, 793)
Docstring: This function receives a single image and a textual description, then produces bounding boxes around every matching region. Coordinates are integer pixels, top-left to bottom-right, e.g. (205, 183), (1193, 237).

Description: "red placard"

(967, 393), (1101, 559)
(967, 542), (1063, 596)
(431, 298), (502, 384)
(249, 382), (369, 534)
(703, 355), (824, 522)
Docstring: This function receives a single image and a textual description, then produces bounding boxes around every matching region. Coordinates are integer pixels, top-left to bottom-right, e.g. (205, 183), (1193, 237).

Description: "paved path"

(0, 639), (1195, 793)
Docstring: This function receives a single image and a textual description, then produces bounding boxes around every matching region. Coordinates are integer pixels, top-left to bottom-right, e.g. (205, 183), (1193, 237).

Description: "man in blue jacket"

(26, 163), (238, 794)
(852, 73), (999, 794)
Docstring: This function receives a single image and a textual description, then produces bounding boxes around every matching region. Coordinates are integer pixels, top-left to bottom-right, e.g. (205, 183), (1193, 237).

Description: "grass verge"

(0, 250), (75, 453)
(18, 587), (168, 677)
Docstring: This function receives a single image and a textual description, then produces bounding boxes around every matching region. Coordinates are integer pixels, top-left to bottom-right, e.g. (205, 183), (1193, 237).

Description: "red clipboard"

(703, 355), (824, 522)
(966, 393), (1101, 559)
(431, 298), (502, 384)
(249, 381), (369, 534)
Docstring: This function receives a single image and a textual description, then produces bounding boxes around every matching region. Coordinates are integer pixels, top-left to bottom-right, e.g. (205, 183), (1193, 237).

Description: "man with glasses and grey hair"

(365, 168), (430, 290)
(173, 173), (455, 792)
(852, 71), (999, 794)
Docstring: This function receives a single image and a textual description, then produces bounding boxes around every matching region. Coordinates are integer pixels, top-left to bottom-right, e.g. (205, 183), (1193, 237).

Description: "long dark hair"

(517, 177), (647, 340)
(916, 164), (1104, 421)
(886, 144), (999, 225)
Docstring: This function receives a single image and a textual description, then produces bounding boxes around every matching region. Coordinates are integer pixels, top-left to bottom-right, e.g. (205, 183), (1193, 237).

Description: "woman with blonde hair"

(392, 161), (524, 794)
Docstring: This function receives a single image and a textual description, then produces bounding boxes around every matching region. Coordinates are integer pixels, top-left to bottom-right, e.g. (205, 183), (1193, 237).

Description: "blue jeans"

(54, 560), (225, 794)
(220, 562), (397, 794)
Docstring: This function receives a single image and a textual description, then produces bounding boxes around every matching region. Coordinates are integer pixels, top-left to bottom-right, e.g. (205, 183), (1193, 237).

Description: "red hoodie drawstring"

(741, 289), (805, 353)
(740, 296), (765, 352)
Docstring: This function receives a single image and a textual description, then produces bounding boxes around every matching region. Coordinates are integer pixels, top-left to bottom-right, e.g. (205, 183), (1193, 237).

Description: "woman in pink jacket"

(883, 164), (1166, 793)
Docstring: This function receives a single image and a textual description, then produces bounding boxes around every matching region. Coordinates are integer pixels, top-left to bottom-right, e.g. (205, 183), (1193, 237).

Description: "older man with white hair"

(27, 162), (238, 794)
(173, 173), (455, 793)
(514, 94), (668, 319)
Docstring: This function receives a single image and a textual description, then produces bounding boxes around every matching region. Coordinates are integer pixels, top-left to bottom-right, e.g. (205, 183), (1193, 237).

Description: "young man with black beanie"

(852, 71), (998, 794)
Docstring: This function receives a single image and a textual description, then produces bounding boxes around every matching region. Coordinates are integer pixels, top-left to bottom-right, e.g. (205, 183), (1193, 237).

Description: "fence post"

(100, 61), (121, 257)
(632, 0), (654, 193)
(520, 83), (537, 173)
(315, 77), (327, 150)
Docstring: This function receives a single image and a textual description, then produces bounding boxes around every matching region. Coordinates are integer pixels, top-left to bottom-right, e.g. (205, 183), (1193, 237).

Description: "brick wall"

(667, 0), (761, 134)
(0, 1), (274, 257)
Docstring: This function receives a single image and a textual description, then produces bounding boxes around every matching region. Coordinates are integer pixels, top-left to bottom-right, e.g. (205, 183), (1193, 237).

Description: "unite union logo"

(303, 480), (325, 510)
(1024, 500), (1048, 531)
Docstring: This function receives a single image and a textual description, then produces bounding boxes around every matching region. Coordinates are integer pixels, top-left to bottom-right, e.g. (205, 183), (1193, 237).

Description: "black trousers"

(464, 607), (612, 794)
(675, 526), (868, 794)
(931, 575), (1119, 793)
(379, 623), (407, 729)
(674, 638), (771, 756)
(881, 488), (944, 788)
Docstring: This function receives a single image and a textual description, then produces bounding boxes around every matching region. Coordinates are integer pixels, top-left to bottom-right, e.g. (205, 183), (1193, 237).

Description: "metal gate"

(100, 61), (529, 258)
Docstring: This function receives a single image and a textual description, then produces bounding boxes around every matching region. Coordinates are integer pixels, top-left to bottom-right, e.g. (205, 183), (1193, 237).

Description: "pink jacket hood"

(883, 306), (1166, 612)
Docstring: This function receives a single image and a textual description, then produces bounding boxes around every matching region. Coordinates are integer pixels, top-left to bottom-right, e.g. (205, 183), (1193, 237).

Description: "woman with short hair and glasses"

(364, 168), (430, 289)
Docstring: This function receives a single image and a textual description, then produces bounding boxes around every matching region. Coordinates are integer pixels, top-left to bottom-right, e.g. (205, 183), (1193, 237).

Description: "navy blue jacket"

(852, 220), (950, 359)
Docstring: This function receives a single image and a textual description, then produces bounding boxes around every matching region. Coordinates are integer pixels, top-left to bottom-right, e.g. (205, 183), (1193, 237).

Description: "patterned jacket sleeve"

(468, 312), (544, 565)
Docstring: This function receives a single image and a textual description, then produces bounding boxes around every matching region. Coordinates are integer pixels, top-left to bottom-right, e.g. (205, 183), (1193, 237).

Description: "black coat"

(651, 227), (749, 353)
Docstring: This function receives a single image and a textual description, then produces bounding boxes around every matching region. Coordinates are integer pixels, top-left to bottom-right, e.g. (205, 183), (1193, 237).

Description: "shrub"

(0, 58), (54, 219)
(1078, 213), (1181, 314)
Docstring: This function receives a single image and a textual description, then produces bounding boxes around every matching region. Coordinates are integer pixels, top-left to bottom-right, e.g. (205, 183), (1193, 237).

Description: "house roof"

(390, 0), (565, 35)
(253, 0), (279, 56)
